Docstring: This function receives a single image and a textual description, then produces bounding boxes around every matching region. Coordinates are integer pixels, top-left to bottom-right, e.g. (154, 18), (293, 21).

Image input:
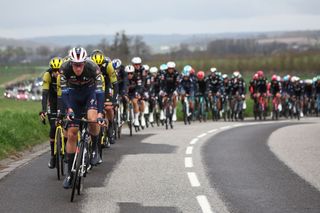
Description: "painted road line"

(197, 195), (214, 213)
(198, 133), (207, 138)
(187, 172), (200, 187)
(220, 126), (231, 130)
(186, 146), (193, 155)
(185, 157), (193, 168)
(190, 138), (199, 145)
(207, 129), (217, 133)
(233, 124), (243, 127)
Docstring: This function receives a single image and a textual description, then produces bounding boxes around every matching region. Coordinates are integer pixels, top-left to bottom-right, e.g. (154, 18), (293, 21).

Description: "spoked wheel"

(55, 128), (64, 180)
(71, 142), (84, 202)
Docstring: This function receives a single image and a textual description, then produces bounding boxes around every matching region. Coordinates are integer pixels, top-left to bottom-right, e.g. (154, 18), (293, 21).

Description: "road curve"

(202, 123), (320, 213)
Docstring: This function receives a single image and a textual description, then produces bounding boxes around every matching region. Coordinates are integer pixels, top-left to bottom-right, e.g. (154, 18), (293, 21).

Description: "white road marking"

(207, 129), (217, 133)
(220, 126), (231, 130)
(232, 124), (243, 127)
(198, 133), (207, 138)
(187, 172), (200, 187)
(185, 157), (193, 168)
(190, 138), (199, 145)
(186, 146), (193, 155)
(197, 195), (214, 213)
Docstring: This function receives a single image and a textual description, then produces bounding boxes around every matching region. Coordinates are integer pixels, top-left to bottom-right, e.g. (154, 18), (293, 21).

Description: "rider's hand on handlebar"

(66, 109), (75, 121)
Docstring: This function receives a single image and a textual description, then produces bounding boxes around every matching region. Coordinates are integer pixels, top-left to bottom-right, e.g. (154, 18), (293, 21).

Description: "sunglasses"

(72, 62), (85, 67)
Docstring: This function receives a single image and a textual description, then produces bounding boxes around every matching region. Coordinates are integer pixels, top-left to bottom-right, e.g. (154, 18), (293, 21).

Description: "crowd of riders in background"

(39, 47), (320, 188)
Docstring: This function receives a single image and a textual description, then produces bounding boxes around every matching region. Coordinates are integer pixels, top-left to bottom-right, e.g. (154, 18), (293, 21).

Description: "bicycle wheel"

(70, 141), (83, 202)
(55, 127), (63, 180)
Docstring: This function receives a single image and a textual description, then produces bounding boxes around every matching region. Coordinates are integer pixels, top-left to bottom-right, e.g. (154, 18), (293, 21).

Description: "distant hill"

(1, 30), (319, 53)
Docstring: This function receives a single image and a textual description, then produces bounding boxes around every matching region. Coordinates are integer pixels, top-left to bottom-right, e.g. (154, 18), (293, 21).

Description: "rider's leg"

(133, 98), (140, 126)
(140, 100), (146, 127)
(88, 109), (101, 165)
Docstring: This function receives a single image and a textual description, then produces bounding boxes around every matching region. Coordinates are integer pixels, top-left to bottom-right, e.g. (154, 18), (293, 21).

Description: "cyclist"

(39, 57), (63, 169)
(160, 62), (180, 121)
(114, 62), (129, 122)
(179, 66), (195, 118)
(195, 71), (208, 119)
(221, 74), (232, 120)
(149, 66), (161, 123)
(91, 52), (118, 145)
(314, 76), (320, 114)
(303, 79), (313, 115)
(159, 64), (168, 121)
(207, 67), (224, 117)
(60, 47), (105, 189)
(270, 74), (282, 115)
(131, 57), (146, 128)
(255, 70), (268, 110)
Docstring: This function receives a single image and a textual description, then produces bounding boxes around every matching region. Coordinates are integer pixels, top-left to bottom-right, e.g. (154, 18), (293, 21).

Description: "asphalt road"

(0, 119), (319, 213)
(202, 123), (320, 213)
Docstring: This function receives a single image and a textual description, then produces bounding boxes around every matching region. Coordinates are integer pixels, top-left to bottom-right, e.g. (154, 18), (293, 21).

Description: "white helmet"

(305, 79), (313, 85)
(131, 57), (142, 64)
(167, 61), (176, 69)
(233, 71), (240, 78)
(291, 76), (297, 83)
(125, 65), (135, 73)
(210, 67), (217, 73)
(112, 59), (122, 69)
(150, 67), (158, 74)
(143, 64), (150, 71)
(69, 47), (87, 63)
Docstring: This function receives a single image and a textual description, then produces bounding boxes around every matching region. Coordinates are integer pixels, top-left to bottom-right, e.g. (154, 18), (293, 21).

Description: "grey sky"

(2, 0), (320, 38)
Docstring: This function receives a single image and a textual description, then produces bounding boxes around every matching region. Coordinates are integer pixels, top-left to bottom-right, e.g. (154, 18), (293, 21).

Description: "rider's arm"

(41, 71), (51, 112)
(95, 73), (105, 114)
(60, 73), (71, 110)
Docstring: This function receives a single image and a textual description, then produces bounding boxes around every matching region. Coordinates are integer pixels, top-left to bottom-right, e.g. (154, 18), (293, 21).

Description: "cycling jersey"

(179, 77), (195, 96)
(304, 84), (313, 98)
(256, 78), (268, 94)
(42, 68), (58, 112)
(196, 78), (207, 95)
(117, 65), (128, 96)
(60, 60), (104, 118)
(230, 78), (246, 96)
(160, 69), (180, 94)
(270, 80), (281, 96)
(207, 75), (223, 94)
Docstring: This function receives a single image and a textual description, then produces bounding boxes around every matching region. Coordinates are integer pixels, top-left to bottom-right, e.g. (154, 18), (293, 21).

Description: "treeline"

(1, 31), (320, 74)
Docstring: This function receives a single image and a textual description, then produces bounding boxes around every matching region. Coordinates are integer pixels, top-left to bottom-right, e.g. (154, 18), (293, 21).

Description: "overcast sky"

(2, 0), (320, 38)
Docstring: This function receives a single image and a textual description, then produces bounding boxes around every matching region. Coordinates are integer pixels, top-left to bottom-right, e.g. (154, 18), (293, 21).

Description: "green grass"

(0, 111), (48, 160)
(0, 98), (41, 112)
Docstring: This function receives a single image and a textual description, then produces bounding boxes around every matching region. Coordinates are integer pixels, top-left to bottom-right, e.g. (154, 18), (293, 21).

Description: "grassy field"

(0, 65), (48, 160)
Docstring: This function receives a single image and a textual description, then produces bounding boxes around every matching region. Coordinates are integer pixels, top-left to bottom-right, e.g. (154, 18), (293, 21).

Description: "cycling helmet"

(222, 74), (228, 79)
(143, 64), (150, 71)
(312, 77), (317, 83)
(182, 68), (190, 77)
(90, 49), (104, 56)
(49, 57), (63, 69)
(277, 76), (281, 82)
(160, 64), (168, 71)
(210, 67), (217, 73)
(283, 75), (289, 82)
(131, 57), (142, 64)
(216, 72), (222, 77)
(257, 70), (264, 77)
(291, 76), (297, 83)
(69, 47), (87, 63)
(167, 61), (176, 69)
(317, 75), (320, 81)
(150, 67), (158, 74)
(271, 74), (277, 81)
(197, 71), (205, 80)
(112, 59), (122, 69)
(253, 73), (258, 80)
(190, 68), (195, 75)
(125, 65), (135, 73)
(305, 79), (312, 85)
(91, 52), (105, 65)
(296, 76), (301, 82)
(232, 71), (240, 78)
(183, 65), (192, 73)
